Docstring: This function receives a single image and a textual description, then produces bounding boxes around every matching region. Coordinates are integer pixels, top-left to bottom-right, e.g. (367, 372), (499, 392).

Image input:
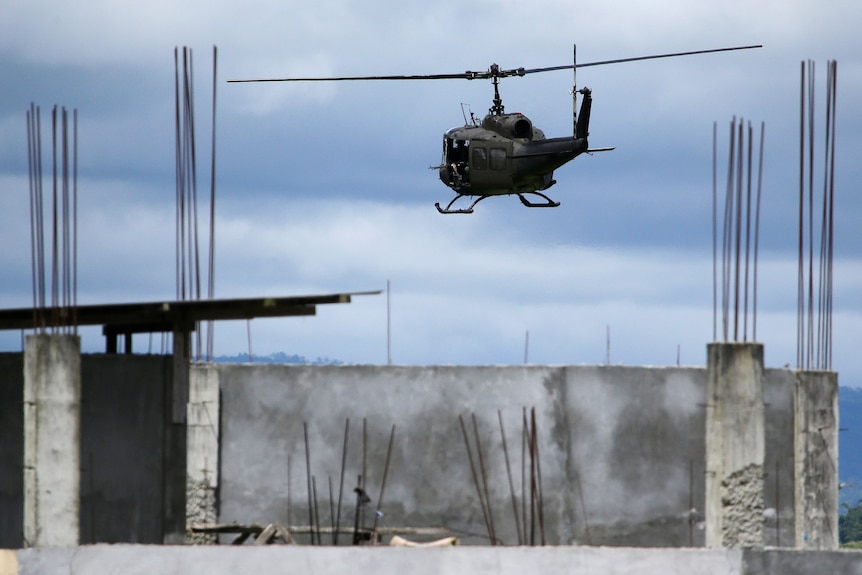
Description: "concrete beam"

(23, 334), (81, 547)
(705, 342), (765, 549)
(794, 370), (838, 550)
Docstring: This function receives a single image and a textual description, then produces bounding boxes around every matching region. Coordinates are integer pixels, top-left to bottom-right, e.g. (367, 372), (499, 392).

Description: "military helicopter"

(229, 44), (761, 214)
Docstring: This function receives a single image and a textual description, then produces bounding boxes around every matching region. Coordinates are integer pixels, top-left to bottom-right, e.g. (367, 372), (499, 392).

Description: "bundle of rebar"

(25, 103), (78, 334)
(712, 116), (765, 343)
(797, 60), (837, 371)
(291, 418), (396, 546)
(460, 407), (546, 546)
(174, 45), (219, 361)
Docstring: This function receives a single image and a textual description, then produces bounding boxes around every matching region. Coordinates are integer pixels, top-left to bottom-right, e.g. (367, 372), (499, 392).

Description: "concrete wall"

(0, 353), (173, 547)
(216, 364), (800, 547)
(5, 545), (862, 575)
(0, 356), (833, 549)
(0, 354), (25, 547)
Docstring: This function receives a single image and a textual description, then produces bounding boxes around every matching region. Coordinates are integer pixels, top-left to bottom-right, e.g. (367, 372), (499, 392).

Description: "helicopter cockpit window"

(472, 147), (487, 170)
(490, 148), (506, 170)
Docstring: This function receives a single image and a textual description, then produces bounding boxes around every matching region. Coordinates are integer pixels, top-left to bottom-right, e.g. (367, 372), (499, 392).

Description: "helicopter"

(229, 44), (761, 214)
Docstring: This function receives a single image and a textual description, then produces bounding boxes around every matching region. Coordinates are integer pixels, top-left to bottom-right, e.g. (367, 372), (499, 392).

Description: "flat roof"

(0, 291), (381, 334)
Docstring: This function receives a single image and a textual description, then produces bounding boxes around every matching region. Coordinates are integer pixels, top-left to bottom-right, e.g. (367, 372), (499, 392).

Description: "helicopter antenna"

(460, 102), (470, 125)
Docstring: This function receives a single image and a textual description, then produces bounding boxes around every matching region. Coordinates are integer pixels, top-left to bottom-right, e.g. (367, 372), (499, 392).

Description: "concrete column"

(185, 364), (220, 544)
(705, 342), (765, 548)
(23, 334), (81, 547)
(794, 370), (838, 550)
(162, 325), (190, 544)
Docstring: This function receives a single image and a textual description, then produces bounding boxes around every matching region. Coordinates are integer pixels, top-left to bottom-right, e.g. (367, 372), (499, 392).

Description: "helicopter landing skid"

(517, 191), (560, 208)
(435, 194), (492, 214)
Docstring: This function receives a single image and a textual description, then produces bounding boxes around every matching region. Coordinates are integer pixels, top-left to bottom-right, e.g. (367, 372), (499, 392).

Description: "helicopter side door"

(468, 142), (513, 194)
(443, 138), (470, 188)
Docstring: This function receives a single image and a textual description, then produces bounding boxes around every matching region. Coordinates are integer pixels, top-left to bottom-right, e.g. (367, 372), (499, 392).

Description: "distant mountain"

(213, 352), (342, 365)
(840, 386), (862, 510)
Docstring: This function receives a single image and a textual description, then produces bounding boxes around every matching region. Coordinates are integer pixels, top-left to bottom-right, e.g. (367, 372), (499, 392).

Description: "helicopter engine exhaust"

(482, 113), (534, 140)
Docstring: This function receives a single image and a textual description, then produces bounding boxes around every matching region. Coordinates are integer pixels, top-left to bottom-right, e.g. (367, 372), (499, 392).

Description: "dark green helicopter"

(229, 44), (760, 214)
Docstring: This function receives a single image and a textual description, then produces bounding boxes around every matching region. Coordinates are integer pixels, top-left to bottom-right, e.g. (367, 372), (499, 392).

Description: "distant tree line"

(213, 351), (342, 365)
(840, 501), (862, 546)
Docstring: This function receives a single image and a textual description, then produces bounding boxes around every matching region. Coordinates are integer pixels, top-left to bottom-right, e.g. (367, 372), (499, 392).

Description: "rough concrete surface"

(215, 364), (792, 547)
(705, 343), (765, 549)
(793, 370), (839, 549)
(23, 334), (81, 547)
(14, 545), (747, 575)
(9, 544), (862, 575)
(721, 463), (765, 548)
(0, 355), (837, 550)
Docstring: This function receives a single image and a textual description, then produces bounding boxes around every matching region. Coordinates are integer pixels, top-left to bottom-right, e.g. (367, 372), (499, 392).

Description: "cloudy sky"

(1, 0), (860, 381)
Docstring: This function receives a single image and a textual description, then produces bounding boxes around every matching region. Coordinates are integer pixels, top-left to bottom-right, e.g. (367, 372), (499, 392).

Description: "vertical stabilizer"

(576, 88), (592, 141)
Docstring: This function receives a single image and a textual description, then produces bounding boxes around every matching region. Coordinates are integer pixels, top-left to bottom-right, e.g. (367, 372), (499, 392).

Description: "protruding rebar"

(498, 410), (523, 545)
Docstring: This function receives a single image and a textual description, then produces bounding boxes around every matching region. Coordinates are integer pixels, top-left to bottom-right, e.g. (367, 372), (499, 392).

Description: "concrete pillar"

(23, 334), (81, 547)
(794, 370), (838, 550)
(162, 325), (190, 544)
(705, 342), (765, 548)
(185, 364), (220, 544)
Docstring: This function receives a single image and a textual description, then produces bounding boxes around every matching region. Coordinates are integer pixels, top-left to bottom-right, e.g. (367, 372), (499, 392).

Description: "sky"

(1, 0), (860, 381)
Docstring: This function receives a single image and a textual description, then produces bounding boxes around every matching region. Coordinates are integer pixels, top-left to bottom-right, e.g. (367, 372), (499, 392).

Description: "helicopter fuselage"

(439, 111), (588, 197)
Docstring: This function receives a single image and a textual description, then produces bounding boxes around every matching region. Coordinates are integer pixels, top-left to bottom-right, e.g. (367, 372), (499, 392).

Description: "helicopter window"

(490, 148), (507, 170)
(472, 147), (487, 170)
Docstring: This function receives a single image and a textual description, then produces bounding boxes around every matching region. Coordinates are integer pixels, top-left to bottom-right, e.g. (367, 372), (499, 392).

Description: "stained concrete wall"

(0, 353), (25, 547)
(0, 353), (173, 547)
(794, 370), (839, 549)
(216, 364), (801, 547)
(0, 357), (832, 549)
(5, 545), (862, 575)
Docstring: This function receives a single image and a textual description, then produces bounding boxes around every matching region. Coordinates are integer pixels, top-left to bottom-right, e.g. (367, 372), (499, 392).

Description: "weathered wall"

(794, 370), (839, 549)
(0, 357), (831, 549)
(215, 364), (800, 547)
(6, 544), (862, 575)
(0, 353), (172, 547)
(0, 353), (25, 547)
(762, 368), (796, 547)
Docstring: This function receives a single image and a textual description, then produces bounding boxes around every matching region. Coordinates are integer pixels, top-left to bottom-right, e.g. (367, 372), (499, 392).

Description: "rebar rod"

(303, 422), (315, 545)
(206, 44), (218, 361)
(459, 414), (492, 544)
(472, 413), (497, 545)
(328, 476), (336, 545)
(743, 121), (753, 341)
(371, 425), (396, 535)
(312, 475), (321, 545)
(531, 408), (545, 545)
(753, 122), (765, 341)
(334, 418), (350, 545)
(498, 410), (523, 545)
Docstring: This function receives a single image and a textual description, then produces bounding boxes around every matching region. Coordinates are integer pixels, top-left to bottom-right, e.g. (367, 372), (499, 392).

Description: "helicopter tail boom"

(575, 87), (591, 140)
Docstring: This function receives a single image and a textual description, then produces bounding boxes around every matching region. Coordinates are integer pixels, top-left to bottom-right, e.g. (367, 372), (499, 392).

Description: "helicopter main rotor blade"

(522, 44), (762, 75)
(227, 44), (761, 84)
(228, 72), (476, 83)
